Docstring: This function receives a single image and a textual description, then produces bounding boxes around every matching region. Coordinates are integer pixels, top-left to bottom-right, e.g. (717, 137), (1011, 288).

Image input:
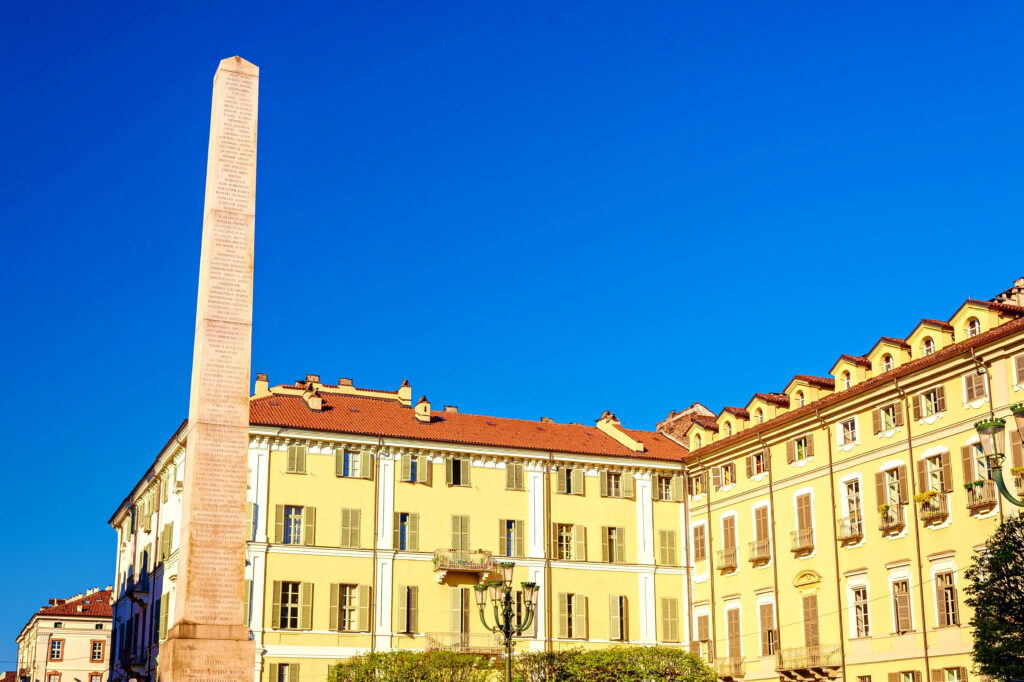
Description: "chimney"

(540, 416), (553, 423)
(305, 374), (321, 385)
(338, 377), (353, 387)
(596, 410), (645, 453)
(77, 604), (84, 613)
(254, 373), (270, 398)
(444, 405), (458, 413)
(398, 379), (412, 407)
(302, 386), (323, 411)
(414, 396), (431, 423)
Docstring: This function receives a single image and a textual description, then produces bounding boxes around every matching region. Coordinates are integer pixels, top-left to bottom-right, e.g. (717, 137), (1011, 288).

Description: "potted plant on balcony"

(914, 490), (938, 504)
(1012, 466), (1024, 476)
(878, 503), (890, 514)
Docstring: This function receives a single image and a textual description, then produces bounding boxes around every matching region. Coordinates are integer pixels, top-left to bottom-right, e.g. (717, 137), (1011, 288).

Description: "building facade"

(109, 278), (1024, 681)
(16, 587), (113, 682)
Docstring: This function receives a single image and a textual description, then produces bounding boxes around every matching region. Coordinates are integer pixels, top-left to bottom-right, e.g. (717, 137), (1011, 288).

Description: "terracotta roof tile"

(688, 415), (720, 432)
(876, 336), (910, 349)
(36, 590), (113, 619)
(835, 354), (872, 369)
(249, 394), (687, 462)
(754, 392), (790, 407)
(721, 406), (750, 418)
(791, 375), (836, 390)
(919, 319), (954, 331)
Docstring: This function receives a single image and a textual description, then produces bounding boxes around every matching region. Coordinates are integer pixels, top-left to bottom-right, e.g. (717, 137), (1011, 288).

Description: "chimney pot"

(305, 374), (320, 384)
(540, 416), (553, 423)
(398, 379), (412, 406)
(338, 377), (353, 387)
(443, 405), (458, 413)
(414, 396), (431, 422)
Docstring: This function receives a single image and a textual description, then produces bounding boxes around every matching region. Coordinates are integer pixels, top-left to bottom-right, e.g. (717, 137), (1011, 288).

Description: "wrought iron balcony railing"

(790, 528), (814, 554)
(425, 632), (502, 655)
(837, 515), (863, 543)
(715, 656), (745, 678)
(879, 504), (906, 533)
(776, 644), (842, 671)
(918, 493), (949, 524)
(432, 549), (495, 573)
(966, 480), (998, 512)
(748, 538), (771, 564)
(717, 548), (737, 572)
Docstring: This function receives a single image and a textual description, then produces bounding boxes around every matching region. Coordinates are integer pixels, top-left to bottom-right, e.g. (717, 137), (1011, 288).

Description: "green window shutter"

(515, 520), (525, 557)
(393, 513), (401, 550)
(668, 531), (677, 565)
(341, 509), (351, 548)
(409, 513), (420, 551)
(299, 583), (313, 630)
(451, 516), (460, 549)
(450, 588), (462, 633)
(396, 585), (408, 633)
(462, 458), (471, 486)
(555, 468), (566, 494)
(609, 594), (621, 640)
(574, 525), (586, 561)
(297, 445), (307, 473)
(408, 586), (419, 633)
(574, 595), (588, 639)
(506, 463), (515, 490)
(274, 505), (284, 544)
(622, 474), (634, 499)
(269, 663), (279, 682)
(671, 475), (683, 502)
(498, 519), (507, 556)
(601, 526), (609, 563)
(289, 664), (300, 682)
(461, 516), (470, 550)
(335, 448), (345, 476)
(351, 509), (361, 547)
(244, 579), (251, 626)
(159, 595), (168, 639)
(615, 528), (625, 563)
(303, 506), (316, 546)
(329, 584), (340, 631)
(599, 471), (609, 497)
(271, 581), (282, 629)
(401, 455), (411, 482)
(557, 593), (568, 638)
(572, 468), (584, 495)
(445, 457), (454, 485)
(360, 451), (371, 479)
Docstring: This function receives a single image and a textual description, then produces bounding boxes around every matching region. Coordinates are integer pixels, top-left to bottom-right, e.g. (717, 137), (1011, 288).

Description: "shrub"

(328, 650), (495, 682)
(513, 646), (716, 681)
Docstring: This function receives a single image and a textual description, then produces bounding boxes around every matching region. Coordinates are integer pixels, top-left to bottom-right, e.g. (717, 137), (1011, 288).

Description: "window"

(882, 354), (894, 372)
(963, 371), (987, 402)
(693, 524), (707, 562)
(695, 614), (711, 661)
(49, 639), (64, 661)
(844, 480), (862, 521)
(500, 519), (524, 557)
(893, 579), (912, 633)
(658, 530), (678, 565)
(923, 337), (935, 356)
(936, 571), (959, 627)
(341, 450), (361, 478)
(515, 590), (535, 637)
(395, 512), (419, 551)
(755, 408), (764, 424)
(600, 471), (634, 498)
(961, 443), (990, 484)
(840, 418), (857, 445)
(54, 622), (63, 629)
(875, 403), (899, 432)
(942, 668), (964, 682)
(558, 593), (587, 639)
(446, 456), (471, 486)
(602, 526), (625, 563)
(885, 468), (903, 506)
(279, 581), (301, 629)
(748, 451), (768, 476)
(340, 508), (361, 548)
(712, 463), (736, 488)
(694, 434), (702, 448)
(919, 387), (946, 417)
(555, 523), (575, 560)
(857, 675), (871, 682)
(91, 639), (105, 661)
(95, 623), (104, 629)
(285, 444), (307, 474)
(923, 455), (946, 493)
(283, 505), (303, 545)
(557, 467), (584, 495)
(788, 435), (812, 462)
(48, 675), (59, 682)
(657, 476), (672, 500)
(338, 584), (358, 631)
(90, 675), (102, 682)
(451, 515), (470, 551)
(724, 421), (733, 436)
(607, 472), (621, 496)
(759, 603), (776, 655)
(1015, 353), (1024, 386)
(899, 674), (915, 682)
(609, 595), (627, 640)
(400, 453), (426, 483)
(796, 390), (805, 407)
(726, 607), (740, 656)
(842, 371), (852, 390)
(662, 598), (680, 642)
(272, 663), (299, 682)
(689, 472), (706, 497)
(505, 462), (525, 490)
(853, 586), (870, 637)
(967, 317), (981, 337)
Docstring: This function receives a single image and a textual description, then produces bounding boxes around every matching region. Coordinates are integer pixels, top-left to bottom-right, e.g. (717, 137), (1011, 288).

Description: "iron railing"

(918, 493), (949, 524)
(776, 644), (842, 670)
(837, 515), (863, 543)
(966, 480), (998, 511)
(790, 528), (814, 554)
(715, 656), (745, 677)
(433, 549), (495, 572)
(717, 548), (737, 572)
(748, 538), (771, 564)
(879, 504), (906, 533)
(425, 632), (502, 655)
(1015, 473), (1024, 496)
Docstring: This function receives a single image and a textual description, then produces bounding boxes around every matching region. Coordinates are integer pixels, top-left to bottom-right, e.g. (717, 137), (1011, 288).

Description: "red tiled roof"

(754, 392), (790, 407)
(834, 354), (872, 369)
(791, 375), (836, 390)
(968, 298), (1024, 316)
(249, 393), (687, 461)
(36, 590), (112, 619)
(687, 415), (720, 432)
(721, 406), (750, 418)
(876, 336), (910, 349)
(1, 672), (17, 682)
(919, 319), (953, 331)
(689, 316), (1024, 459)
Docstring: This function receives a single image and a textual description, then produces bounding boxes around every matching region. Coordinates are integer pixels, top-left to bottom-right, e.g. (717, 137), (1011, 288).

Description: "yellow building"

(15, 587), (113, 682)
(109, 277), (1024, 681)
(664, 280), (1024, 681)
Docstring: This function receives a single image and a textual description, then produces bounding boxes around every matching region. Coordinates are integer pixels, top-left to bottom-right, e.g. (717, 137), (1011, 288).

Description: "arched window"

(724, 421), (732, 437)
(755, 409), (764, 424)
(967, 318), (981, 338)
(922, 337), (935, 356)
(796, 390), (805, 407)
(842, 371), (852, 390)
(882, 354), (894, 372)
(694, 434), (702, 448)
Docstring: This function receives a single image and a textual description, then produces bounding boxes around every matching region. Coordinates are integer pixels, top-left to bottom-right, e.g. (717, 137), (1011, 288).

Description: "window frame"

(283, 505), (304, 545)
(279, 581), (302, 630)
(90, 638), (105, 662)
(49, 638), (65, 661)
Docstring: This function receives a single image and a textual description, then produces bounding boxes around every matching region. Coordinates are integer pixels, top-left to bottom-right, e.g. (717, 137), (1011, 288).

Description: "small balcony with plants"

(878, 503), (906, 534)
(965, 479), (998, 513)
(915, 490), (949, 525)
(432, 549), (495, 582)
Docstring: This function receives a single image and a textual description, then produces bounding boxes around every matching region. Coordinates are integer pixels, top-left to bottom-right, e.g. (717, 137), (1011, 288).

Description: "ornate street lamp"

(975, 404), (1024, 507)
(474, 561), (537, 682)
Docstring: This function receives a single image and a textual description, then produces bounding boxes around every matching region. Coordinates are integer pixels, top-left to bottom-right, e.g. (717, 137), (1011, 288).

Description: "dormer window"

(842, 371), (852, 390)
(796, 391), (805, 407)
(882, 354), (894, 372)
(755, 409), (764, 424)
(923, 337), (935, 356)
(694, 434), (702, 448)
(967, 318), (981, 338)
(724, 422), (732, 437)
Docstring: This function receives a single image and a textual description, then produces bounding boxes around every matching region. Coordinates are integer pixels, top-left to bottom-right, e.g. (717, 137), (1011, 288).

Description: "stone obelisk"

(161, 56), (258, 681)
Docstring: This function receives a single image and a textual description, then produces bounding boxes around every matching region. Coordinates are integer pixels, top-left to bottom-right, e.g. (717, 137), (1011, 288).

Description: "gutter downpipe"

(545, 451), (554, 654)
(758, 430), (784, 665)
(816, 410), (847, 681)
(681, 457), (694, 648)
(972, 348), (1005, 523)
(703, 458), (717, 662)
(895, 378), (932, 675)
(370, 435), (383, 653)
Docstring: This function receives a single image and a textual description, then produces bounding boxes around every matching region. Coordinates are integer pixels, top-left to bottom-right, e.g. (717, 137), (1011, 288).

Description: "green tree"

(964, 511), (1024, 678)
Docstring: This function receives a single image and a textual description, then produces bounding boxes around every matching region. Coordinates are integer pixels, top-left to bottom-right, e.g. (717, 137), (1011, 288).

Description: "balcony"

(837, 515), (863, 544)
(918, 493), (949, 525)
(717, 548), (738, 573)
(127, 575), (151, 605)
(776, 644), (842, 677)
(425, 632), (502, 655)
(715, 656), (746, 679)
(749, 538), (771, 565)
(432, 550), (495, 580)
(966, 480), (998, 512)
(879, 504), (906, 534)
(790, 528), (814, 555)
(1015, 473), (1024, 496)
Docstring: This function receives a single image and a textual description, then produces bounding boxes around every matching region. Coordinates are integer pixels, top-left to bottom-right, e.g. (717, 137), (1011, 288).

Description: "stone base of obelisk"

(160, 626), (255, 681)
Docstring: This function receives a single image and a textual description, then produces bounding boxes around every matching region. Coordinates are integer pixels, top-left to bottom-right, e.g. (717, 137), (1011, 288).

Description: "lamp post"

(975, 403), (1024, 508)
(474, 561), (537, 682)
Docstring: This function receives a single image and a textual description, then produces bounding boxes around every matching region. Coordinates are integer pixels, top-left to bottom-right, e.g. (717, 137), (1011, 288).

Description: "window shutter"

(786, 440), (795, 463)
(329, 584), (340, 631)
(517, 464), (525, 490)
(940, 452), (953, 492)
(802, 594), (819, 647)
(897, 466), (909, 503)
(574, 595), (588, 639)
(451, 516), (460, 550)
(600, 470), (609, 497)
(872, 409), (881, 435)
(274, 505), (284, 544)
(574, 525), (586, 561)
(445, 457), (453, 485)
(462, 458), (471, 485)
(296, 445), (307, 473)
(806, 434), (815, 457)
(764, 450), (771, 471)
(711, 467), (723, 488)
(357, 585), (371, 631)
(615, 527), (625, 563)
(557, 593), (568, 638)
(271, 581), (282, 629)
(895, 584), (912, 633)
(408, 586), (419, 633)
(668, 530), (677, 565)
(609, 595), (621, 640)
(393, 513), (401, 550)
(1011, 432), (1024, 468)
(600, 527), (609, 563)
(286, 445), (297, 473)
(759, 603), (773, 655)
(556, 468), (567, 494)
(299, 582), (313, 630)
(572, 468), (584, 495)
(687, 475), (695, 496)
(930, 670), (943, 682)
(352, 510), (361, 547)
(498, 519), (507, 556)
(697, 614), (709, 642)
(935, 580), (947, 627)
(755, 507), (769, 542)
(341, 509), (351, 548)
(894, 402), (904, 426)
(916, 459), (928, 492)
(693, 525), (706, 562)
(159, 595), (169, 639)
(875, 472), (886, 509)
(396, 585), (408, 633)
(745, 455), (754, 478)
(724, 515), (737, 549)
(888, 674), (899, 682)
(269, 664), (279, 682)
(622, 473), (634, 499)
(961, 446), (975, 483)
(335, 448), (345, 476)
(409, 513), (420, 551)
(401, 455), (411, 482)
(303, 506), (316, 546)
(550, 523), (559, 557)
(936, 386), (947, 412)
(450, 588), (462, 632)
(360, 451), (371, 479)
(515, 520), (525, 557)
(671, 475), (684, 502)
(660, 597), (670, 642)
(462, 516), (470, 551)
(506, 463), (515, 490)
(796, 494), (812, 531)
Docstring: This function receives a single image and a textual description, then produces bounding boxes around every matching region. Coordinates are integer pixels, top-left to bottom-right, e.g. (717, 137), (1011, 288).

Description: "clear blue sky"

(1, 0), (1022, 664)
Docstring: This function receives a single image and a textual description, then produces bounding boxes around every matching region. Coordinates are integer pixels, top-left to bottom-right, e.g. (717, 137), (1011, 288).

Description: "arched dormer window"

(842, 371), (852, 390)
(694, 434), (702, 448)
(724, 421), (732, 437)
(882, 354), (894, 372)
(796, 390), (805, 407)
(922, 337), (935, 356)
(967, 318), (981, 338)
(755, 409), (764, 424)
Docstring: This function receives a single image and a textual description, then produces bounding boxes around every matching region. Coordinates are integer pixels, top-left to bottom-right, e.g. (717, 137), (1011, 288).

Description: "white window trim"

(961, 372), (989, 410)
(1014, 354), (1024, 392)
(929, 558), (959, 629)
(837, 416), (860, 452)
(846, 577), (870, 638)
(887, 566), (915, 634)
(916, 388), (946, 425)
